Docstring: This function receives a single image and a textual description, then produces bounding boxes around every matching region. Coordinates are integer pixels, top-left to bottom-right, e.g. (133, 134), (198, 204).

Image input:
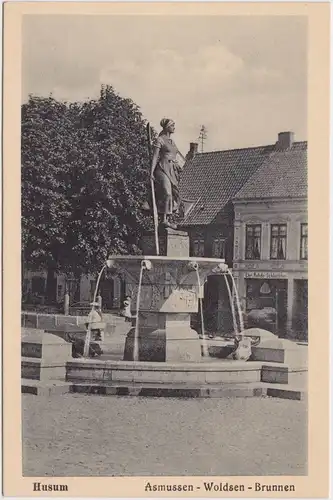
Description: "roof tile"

(234, 143), (307, 200)
(180, 141), (307, 226)
(180, 144), (274, 225)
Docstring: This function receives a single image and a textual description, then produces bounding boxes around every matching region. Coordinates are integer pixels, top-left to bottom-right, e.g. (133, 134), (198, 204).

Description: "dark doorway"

(46, 270), (57, 304)
(203, 275), (220, 332)
(201, 275), (234, 335)
(100, 278), (114, 310)
(66, 279), (80, 303)
(293, 280), (308, 341)
(275, 287), (288, 337)
(31, 276), (46, 295)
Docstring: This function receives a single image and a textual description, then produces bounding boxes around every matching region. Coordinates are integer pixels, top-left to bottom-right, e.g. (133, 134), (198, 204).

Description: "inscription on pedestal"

(160, 288), (197, 313)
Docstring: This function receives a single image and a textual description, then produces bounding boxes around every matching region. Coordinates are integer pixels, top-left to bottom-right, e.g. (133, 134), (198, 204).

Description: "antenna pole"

(198, 125), (207, 153)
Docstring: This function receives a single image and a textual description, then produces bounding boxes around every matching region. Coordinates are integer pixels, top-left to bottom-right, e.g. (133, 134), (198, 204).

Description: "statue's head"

(160, 118), (175, 134)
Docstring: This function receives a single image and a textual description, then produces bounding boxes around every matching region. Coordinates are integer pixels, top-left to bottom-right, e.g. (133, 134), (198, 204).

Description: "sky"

(22, 15), (307, 154)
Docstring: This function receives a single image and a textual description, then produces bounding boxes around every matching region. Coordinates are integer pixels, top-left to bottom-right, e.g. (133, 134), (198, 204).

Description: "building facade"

(180, 132), (307, 339)
(232, 135), (307, 339)
(232, 199), (308, 338)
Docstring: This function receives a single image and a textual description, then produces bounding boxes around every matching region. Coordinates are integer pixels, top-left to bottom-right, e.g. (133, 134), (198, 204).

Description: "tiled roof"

(180, 144), (275, 226)
(234, 142), (307, 200)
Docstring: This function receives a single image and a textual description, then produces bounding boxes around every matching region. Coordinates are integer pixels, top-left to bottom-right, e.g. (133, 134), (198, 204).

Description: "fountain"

(64, 228), (266, 386)
(20, 114), (307, 397)
(21, 227), (307, 398)
(101, 228), (242, 364)
(107, 255), (227, 363)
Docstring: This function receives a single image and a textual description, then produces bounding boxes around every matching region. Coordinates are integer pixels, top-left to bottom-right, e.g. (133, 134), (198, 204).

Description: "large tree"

(22, 86), (153, 302)
(21, 96), (76, 301)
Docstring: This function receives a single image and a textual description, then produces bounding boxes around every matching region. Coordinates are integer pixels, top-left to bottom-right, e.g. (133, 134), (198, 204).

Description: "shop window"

(260, 282), (271, 295)
(270, 224), (287, 260)
(300, 223), (308, 260)
(192, 238), (205, 257)
(212, 238), (226, 258)
(245, 225), (261, 260)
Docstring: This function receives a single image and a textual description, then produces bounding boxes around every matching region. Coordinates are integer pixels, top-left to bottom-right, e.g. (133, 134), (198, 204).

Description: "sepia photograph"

(2, 1), (330, 497)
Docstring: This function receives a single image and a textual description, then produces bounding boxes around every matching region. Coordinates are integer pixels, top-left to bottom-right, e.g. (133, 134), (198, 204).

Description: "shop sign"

(244, 271), (288, 279)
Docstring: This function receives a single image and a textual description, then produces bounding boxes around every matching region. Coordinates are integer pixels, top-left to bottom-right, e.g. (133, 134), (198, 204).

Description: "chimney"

(186, 142), (198, 160)
(276, 131), (294, 150)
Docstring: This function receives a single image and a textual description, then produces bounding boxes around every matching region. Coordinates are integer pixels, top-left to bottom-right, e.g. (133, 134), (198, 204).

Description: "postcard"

(2, 2), (330, 497)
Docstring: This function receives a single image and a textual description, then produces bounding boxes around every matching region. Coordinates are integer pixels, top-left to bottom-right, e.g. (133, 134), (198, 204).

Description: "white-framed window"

(212, 238), (226, 258)
(270, 224), (287, 260)
(245, 224), (261, 260)
(192, 238), (205, 257)
(300, 223), (308, 260)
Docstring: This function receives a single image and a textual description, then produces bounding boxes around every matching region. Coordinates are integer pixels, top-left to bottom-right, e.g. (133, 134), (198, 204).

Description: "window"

(192, 238), (205, 257)
(270, 224), (287, 259)
(300, 223), (308, 260)
(245, 225), (261, 260)
(212, 238), (226, 258)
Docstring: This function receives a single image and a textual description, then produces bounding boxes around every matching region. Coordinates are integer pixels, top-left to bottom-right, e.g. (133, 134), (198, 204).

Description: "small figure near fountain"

(144, 118), (186, 230)
(85, 301), (105, 342)
(120, 296), (133, 322)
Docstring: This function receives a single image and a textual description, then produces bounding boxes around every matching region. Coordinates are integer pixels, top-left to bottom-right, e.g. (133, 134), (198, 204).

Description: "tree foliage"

(22, 85), (153, 283)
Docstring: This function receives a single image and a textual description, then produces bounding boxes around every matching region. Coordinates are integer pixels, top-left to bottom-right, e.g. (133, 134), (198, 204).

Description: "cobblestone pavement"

(22, 394), (307, 477)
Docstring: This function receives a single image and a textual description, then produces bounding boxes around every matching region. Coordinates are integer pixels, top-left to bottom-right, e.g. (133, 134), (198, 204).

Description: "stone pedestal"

(21, 331), (72, 382)
(243, 328), (307, 367)
(108, 229), (227, 362)
(140, 228), (190, 257)
(123, 313), (202, 362)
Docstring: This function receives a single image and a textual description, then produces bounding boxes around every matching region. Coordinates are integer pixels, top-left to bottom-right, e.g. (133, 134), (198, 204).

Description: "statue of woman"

(149, 118), (186, 229)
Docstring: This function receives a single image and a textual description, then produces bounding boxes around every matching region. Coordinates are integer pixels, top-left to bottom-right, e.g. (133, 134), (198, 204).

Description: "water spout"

(227, 269), (244, 335)
(192, 263), (209, 358)
(83, 263), (107, 358)
(133, 259), (152, 361)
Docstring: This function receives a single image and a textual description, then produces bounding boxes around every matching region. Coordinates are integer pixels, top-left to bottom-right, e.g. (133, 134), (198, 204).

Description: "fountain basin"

(65, 357), (307, 388)
(66, 358), (263, 385)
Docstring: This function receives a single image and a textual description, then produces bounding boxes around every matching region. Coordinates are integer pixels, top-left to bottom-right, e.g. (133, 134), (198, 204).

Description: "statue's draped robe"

(149, 135), (182, 215)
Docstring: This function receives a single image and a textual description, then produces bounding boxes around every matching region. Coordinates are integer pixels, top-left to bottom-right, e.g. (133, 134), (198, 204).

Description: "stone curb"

(22, 380), (305, 400)
(22, 383), (71, 396)
(266, 387), (306, 401)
